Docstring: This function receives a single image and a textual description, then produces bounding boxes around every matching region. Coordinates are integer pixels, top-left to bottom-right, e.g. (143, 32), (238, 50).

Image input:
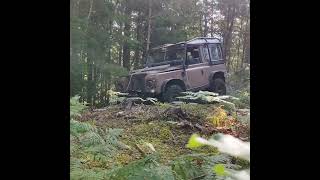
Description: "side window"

(202, 46), (210, 62)
(186, 47), (201, 65)
(209, 44), (222, 61)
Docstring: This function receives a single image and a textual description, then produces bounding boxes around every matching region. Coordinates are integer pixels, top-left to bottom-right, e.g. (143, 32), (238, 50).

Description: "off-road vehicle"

(117, 37), (227, 102)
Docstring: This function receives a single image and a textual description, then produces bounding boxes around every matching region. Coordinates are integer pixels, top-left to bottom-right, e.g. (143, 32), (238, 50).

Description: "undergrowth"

(70, 95), (249, 180)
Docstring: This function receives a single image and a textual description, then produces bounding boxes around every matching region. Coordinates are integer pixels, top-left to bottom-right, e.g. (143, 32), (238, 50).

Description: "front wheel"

(162, 84), (183, 102)
(211, 78), (226, 95)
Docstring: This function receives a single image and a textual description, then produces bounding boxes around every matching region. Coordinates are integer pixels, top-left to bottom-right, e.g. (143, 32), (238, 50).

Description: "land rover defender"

(117, 37), (227, 102)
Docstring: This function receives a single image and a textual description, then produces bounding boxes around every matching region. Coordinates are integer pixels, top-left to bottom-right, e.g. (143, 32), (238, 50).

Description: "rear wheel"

(162, 84), (183, 102)
(211, 78), (226, 95)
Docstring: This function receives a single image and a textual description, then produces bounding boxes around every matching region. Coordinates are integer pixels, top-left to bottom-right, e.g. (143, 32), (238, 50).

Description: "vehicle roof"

(151, 37), (221, 50)
(186, 37), (221, 44)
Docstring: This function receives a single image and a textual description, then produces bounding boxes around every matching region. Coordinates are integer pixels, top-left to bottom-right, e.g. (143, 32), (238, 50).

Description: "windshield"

(147, 49), (166, 64)
(146, 45), (185, 67)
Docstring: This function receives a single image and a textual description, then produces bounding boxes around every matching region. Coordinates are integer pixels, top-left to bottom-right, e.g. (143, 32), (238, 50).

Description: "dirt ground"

(76, 102), (250, 166)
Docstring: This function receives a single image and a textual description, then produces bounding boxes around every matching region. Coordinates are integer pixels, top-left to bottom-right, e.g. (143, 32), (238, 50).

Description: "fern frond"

(70, 120), (97, 136)
(104, 128), (123, 146)
(70, 168), (105, 180)
(79, 131), (105, 147)
(170, 153), (237, 180)
(104, 154), (175, 180)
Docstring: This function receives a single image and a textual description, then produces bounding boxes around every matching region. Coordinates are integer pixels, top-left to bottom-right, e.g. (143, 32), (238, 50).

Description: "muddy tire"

(211, 78), (226, 95)
(162, 84), (183, 102)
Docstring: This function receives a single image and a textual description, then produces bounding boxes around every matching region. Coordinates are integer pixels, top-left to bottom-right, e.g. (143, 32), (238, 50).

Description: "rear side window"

(202, 46), (210, 62)
(186, 47), (201, 65)
(209, 44), (222, 61)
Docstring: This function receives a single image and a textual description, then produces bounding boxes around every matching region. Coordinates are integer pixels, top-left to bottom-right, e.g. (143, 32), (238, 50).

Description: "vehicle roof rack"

(151, 43), (175, 50)
(185, 37), (221, 44)
(151, 37), (221, 50)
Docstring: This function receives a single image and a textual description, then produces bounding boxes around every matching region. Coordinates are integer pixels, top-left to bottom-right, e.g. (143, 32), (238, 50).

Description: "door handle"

(201, 70), (204, 75)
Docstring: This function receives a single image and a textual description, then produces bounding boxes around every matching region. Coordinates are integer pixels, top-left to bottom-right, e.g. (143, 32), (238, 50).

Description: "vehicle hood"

(130, 64), (182, 75)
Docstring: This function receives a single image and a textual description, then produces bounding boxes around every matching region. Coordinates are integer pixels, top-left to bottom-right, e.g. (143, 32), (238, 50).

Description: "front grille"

(129, 74), (146, 92)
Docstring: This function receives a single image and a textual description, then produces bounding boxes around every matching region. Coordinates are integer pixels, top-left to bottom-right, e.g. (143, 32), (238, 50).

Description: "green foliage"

(70, 158), (107, 180)
(226, 66), (250, 108)
(228, 91), (250, 109)
(70, 96), (87, 118)
(213, 164), (227, 176)
(69, 96), (250, 179)
(209, 106), (228, 127)
(80, 131), (105, 147)
(226, 68), (250, 109)
(107, 90), (128, 105)
(171, 154), (206, 179)
(181, 91), (219, 97)
(186, 134), (205, 149)
(186, 133), (250, 179)
(70, 119), (97, 136)
(102, 63), (128, 78)
(70, 123), (125, 179)
(177, 91), (236, 112)
(171, 153), (235, 180)
(234, 157), (250, 169)
(72, 126), (123, 155)
(103, 153), (235, 180)
(179, 103), (211, 121)
(105, 154), (175, 180)
(70, 97), (127, 180)
(237, 91), (250, 108)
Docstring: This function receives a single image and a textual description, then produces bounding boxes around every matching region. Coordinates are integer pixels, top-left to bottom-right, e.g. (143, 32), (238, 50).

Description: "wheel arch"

(209, 71), (225, 84)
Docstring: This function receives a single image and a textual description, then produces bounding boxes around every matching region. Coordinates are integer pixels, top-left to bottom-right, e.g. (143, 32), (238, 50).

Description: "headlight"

(146, 79), (156, 89)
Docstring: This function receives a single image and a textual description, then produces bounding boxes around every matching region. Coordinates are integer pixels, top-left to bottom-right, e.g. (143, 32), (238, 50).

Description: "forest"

(70, 0), (250, 179)
(70, 0), (250, 107)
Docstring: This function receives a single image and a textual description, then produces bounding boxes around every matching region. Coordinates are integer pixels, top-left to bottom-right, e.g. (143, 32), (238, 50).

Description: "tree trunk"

(242, 17), (250, 65)
(92, 65), (99, 107)
(210, 18), (214, 37)
(224, 6), (236, 72)
(236, 17), (243, 71)
(87, 58), (93, 105)
(134, 12), (142, 69)
(122, 1), (131, 70)
(100, 74), (105, 106)
(86, 0), (94, 106)
(204, 17), (208, 37)
(141, 15), (148, 63)
(199, 13), (203, 36)
(108, 20), (112, 63)
(118, 44), (122, 66)
(106, 82), (110, 105)
(210, 2), (214, 37)
(145, 0), (152, 59)
(122, 34), (130, 70)
(203, 0), (208, 37)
